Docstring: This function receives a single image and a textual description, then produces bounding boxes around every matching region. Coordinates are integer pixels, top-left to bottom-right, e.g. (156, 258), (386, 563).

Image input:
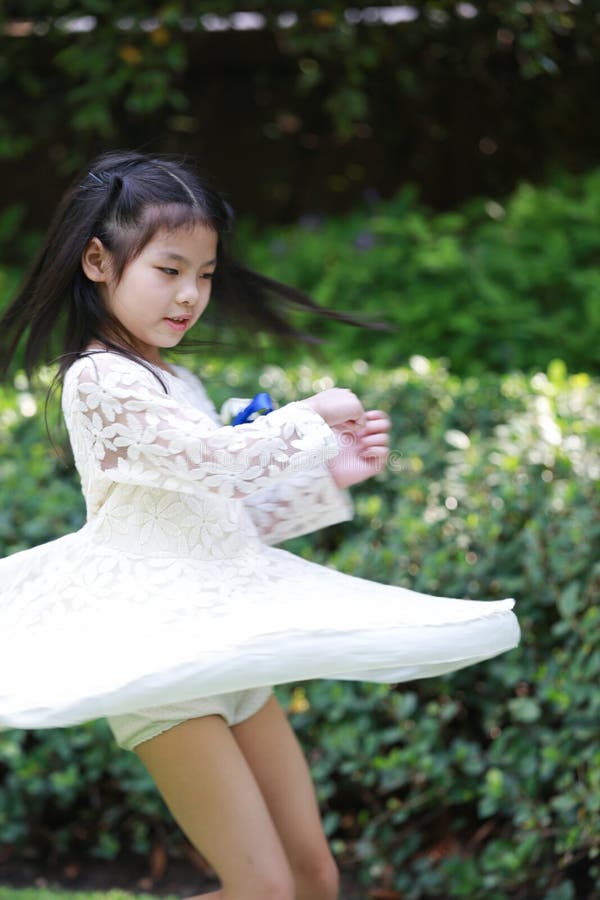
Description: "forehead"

(142, 223), (218, 257)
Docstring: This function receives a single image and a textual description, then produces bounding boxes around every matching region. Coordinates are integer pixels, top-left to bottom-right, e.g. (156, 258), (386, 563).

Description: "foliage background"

(0, 0), (599, 258)
(1, 3), (599, 899)
(0, 356), (599, 899)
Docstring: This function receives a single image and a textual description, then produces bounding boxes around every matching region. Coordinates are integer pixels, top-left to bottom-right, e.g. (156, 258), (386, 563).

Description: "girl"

(0, 151), (519, 900)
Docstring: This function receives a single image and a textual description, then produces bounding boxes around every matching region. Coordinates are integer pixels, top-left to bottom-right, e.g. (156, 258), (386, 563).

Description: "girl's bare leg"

(232, 696), (339, 900)
(134, 714), (295, 900)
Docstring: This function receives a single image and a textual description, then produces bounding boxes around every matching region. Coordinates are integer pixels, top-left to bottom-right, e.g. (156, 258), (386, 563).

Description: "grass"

(0, 891), (179, 900)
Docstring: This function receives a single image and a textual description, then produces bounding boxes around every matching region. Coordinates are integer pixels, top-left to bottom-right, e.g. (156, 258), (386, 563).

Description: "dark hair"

(0, 149), (365, 383)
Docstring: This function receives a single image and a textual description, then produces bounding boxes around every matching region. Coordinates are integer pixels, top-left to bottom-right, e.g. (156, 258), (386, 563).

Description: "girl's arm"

(243, 466), (353, 545)
(66, 355), (342, 499)
(245, 409), (390, 544)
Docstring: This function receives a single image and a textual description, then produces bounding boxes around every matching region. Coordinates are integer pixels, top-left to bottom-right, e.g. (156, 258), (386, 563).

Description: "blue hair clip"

(221, 393), (275, 426)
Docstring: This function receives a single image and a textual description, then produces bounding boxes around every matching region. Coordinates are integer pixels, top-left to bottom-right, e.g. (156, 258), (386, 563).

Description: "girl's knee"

(230, 864), (295, 900)
(312, 855), (340, 900)
(295, 849), (340, 900)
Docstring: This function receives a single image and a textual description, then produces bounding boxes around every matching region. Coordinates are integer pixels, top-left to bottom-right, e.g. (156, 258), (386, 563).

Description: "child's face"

(102, 224), (218, 364)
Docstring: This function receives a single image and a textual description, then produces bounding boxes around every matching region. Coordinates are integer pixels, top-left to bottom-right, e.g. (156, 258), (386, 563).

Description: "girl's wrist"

(294, 399), (319, 414)
(292, 400), (329, 426)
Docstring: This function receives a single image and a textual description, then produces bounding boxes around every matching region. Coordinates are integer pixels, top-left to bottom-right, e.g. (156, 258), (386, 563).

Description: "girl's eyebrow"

(157, 251), (217, 267)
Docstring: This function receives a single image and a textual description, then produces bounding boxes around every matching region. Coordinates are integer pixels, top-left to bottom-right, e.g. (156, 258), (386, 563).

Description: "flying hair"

(0, 150), (377, 388)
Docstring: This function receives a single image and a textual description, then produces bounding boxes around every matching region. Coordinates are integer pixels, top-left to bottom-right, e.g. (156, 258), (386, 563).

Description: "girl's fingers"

(338, 414), (367, 431)
(358, 431), (390, 449)
(335, 411), (390, 456)
(359, 450), (388, 462)
(364, 409), (390, 421)
(359, 441), (388, 454)
(336, 410), (389, 437)
(360, 412), (391, 434)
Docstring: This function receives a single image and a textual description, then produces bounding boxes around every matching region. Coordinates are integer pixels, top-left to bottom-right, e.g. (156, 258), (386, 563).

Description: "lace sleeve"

(172, 369), (354, 541)
(65, 356), (339, 499)
(243, 467), (353, 545)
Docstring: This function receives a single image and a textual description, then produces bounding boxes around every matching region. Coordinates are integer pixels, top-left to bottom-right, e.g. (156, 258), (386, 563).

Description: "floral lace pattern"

(0, 351), (519, 730)
(67, 353), (343, 501)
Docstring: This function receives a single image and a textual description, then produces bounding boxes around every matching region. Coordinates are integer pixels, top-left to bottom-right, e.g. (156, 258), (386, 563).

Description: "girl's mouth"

(164, 316), (190, 332)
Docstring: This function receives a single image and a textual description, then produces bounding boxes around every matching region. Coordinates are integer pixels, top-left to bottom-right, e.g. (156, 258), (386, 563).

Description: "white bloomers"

(108, 686), (273, 751)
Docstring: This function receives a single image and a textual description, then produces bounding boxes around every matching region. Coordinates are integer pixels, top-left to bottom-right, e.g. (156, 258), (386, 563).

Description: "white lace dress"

(0, 351), (519, 729)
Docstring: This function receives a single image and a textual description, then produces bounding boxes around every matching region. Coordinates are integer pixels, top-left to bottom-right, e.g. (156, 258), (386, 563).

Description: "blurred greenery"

(235, 166), (600, 374)
(1, 355), (598, 898)
(2, 166), (600, 378)
(1, 4), (598, 899)
(1, 1), (595, 163)
(1, 0), (598, 230)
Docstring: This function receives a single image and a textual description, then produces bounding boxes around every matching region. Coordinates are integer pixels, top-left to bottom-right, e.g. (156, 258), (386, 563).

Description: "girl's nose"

(176, 284), (199, 306)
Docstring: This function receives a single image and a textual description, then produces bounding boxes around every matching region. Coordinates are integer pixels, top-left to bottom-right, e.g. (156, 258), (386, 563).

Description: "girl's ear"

(81, 237), (110, 283)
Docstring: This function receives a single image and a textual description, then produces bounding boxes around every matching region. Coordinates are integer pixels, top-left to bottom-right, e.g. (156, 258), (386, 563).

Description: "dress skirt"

(0, 352), (519, 731)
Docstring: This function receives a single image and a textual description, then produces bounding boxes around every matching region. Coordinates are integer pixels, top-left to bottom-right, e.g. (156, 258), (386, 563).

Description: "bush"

(0, 357), (598, 898)
(236, 167), (600, 375)
(2, 168), (599, 377)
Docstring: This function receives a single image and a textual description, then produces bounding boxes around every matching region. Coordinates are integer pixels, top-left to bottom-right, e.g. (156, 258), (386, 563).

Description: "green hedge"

(2, 168), (600, 378)
(0, 357), (599, 898)
(236, 166), (600, 375)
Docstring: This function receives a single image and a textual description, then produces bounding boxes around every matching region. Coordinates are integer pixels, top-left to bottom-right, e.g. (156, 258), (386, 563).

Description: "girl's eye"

(201, 272), (215, 280)
(159, 267), (179, 276)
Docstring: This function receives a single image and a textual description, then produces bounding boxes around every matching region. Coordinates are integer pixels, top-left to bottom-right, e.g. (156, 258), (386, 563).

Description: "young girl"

(0, 151), (519, 900)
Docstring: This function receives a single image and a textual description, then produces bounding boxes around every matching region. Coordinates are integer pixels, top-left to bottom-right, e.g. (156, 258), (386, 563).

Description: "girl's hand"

(300, 388), (366, 430)
(329, 409), (391, 489)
